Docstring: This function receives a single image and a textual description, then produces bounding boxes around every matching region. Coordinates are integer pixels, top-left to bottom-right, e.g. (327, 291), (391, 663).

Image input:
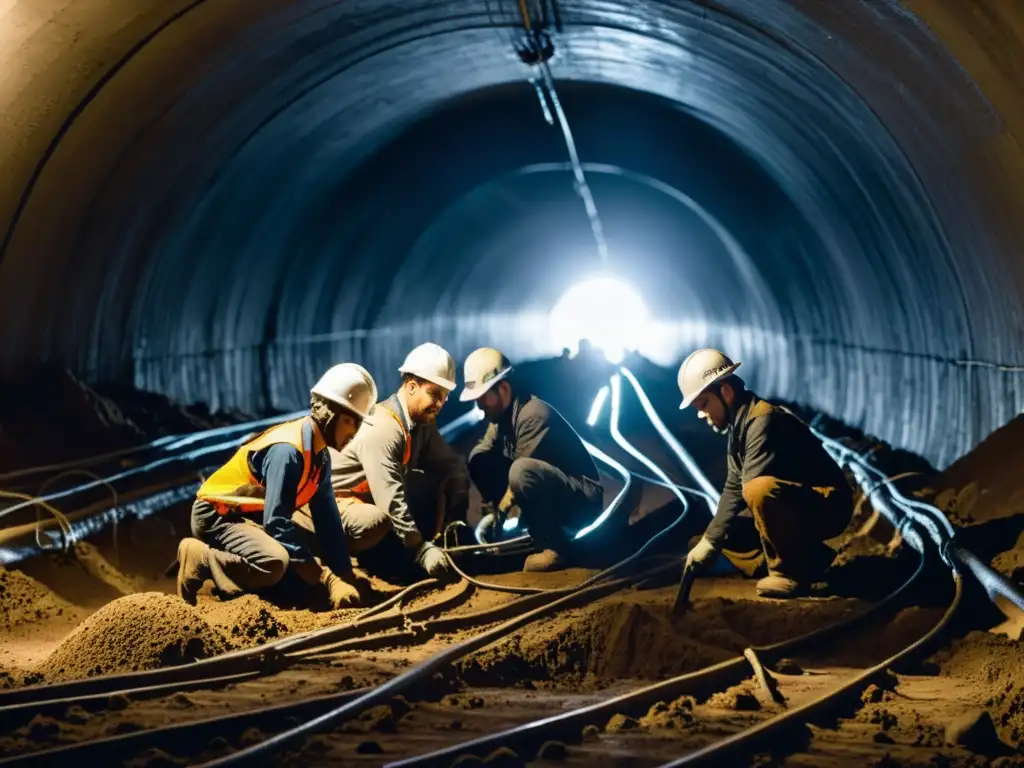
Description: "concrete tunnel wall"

(0, 0), (1022, 470)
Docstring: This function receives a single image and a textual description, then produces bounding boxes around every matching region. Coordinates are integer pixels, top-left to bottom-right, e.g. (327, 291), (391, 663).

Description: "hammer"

(671, 562), (697, 617)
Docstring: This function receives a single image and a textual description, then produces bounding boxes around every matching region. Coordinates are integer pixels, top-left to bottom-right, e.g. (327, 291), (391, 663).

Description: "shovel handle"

(672, 563), (696, 616)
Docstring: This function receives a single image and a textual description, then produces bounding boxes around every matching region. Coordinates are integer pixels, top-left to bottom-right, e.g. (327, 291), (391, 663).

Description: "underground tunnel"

(1, 1), (1024, 765)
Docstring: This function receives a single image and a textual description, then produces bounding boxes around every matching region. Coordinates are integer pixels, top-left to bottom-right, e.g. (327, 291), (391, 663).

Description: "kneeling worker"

(176, 363), (377, 608)
(462, 347), (603, 572)
(679, 348), (854, 598)
(326, 343), (468, 579)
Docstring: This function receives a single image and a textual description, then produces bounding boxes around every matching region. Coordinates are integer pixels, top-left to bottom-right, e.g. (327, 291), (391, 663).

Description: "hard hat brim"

(459, 366), (512, 402)
(679, 362), (742, 409)
(397, 366), (456, 392)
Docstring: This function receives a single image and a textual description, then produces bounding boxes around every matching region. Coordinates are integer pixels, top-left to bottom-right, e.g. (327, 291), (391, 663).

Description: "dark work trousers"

(737, 475), (854, 582)
(190, 500), (290, 597)
(468, 453), (603, 549)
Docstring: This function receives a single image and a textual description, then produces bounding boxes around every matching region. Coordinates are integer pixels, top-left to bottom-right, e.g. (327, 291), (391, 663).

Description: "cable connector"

(515, 32), (555, 65)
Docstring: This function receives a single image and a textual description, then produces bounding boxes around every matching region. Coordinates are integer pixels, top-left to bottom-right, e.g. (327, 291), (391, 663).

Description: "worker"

(320, 343), (468, 580)
(175, 363), (377, 609)
(678, 348), (854, 598)
(461, 347), (603, 572)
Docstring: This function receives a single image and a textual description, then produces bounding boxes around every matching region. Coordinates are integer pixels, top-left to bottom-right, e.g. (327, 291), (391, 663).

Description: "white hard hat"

(398, 342), (456, 391)
(310, 363), (378, 422)
(677, 348), (742, 409)
(459, 347), (513, 402)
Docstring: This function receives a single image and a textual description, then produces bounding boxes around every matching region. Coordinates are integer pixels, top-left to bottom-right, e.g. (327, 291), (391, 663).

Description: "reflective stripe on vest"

(197, 416), (326, 515)
(338, 402), (411, 499)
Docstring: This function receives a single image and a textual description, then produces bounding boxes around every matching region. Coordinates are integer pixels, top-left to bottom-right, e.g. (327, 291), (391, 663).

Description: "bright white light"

(548, 276), (649, 364)
(586, 386), (610, 427)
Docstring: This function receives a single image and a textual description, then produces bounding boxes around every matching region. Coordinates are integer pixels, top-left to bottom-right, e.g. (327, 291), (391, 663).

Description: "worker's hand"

(415, 541), (453, 579)
(498, 487), (515, 514)
(320, 569), (361, 609)
(685, 536), (719, 574)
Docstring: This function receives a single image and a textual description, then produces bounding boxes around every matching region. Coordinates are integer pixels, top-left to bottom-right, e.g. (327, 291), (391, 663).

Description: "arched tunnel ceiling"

(1, 0), (1023, 469)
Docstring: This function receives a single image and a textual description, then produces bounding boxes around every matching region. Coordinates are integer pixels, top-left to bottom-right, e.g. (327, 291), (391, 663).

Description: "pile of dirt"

(458, 592), (865, 686)
(928, 415), (1024, 527)
(638, 695), (702, 729)
(990, 530), (1024, 584)
(201, 595), (291, 647)
(36, 592), (228, 682)
(926, 631), (1024, 745)
(0, 567), (81, 631)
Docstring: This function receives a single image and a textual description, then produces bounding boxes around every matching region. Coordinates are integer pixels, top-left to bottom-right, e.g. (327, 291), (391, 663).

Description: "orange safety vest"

(336, 397), (411, 500)
(197, 416), (326, 515)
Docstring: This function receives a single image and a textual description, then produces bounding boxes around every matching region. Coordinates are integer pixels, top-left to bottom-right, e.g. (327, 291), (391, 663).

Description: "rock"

(773, 658), (803, 675)
(581, 724), (601, 741)
(63, 704), (90, 724)
(945, 710), (1006, 754)
(538, 741), (568, 760)
(606, 713), (640, 732)
(466, 695), (485, 709)
(873, 732), (895, 744)
(451, 756), (485, 767)
(482, 746), (523, 767)
(356, 740), (384, 754)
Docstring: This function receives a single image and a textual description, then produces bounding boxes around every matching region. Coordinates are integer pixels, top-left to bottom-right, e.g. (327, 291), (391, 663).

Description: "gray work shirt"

(468, 392), (601, 484)
(705, 392), (851, 547)
(330, 393), (467, 548)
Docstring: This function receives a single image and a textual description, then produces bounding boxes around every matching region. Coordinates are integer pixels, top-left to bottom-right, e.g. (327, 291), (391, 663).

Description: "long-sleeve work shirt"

(247, 442), (351, 577)
(330, 394), (469, 548)
(705, 392), (850, 547)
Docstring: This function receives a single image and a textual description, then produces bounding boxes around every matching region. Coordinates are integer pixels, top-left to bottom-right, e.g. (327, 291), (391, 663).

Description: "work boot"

(176, 538), (212, 606)
(523, 548), (565, 573)
(756, 572), (807, 599)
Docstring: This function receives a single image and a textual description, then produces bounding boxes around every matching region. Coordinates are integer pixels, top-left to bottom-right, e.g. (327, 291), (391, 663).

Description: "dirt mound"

(0, 567), (80, 631)
(36, 592), (228, 682)
(918, 415), (1024, 528)
(926, 631), (1024, 745)
(990, 531), (1024, 583)
(458, 592), (866, 686)
(202, 595), (290, 646)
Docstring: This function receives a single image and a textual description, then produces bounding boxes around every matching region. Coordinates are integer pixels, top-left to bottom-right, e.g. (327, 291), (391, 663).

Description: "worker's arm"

(467, 422), (500, 463)
(703, 457), (745, 549)
(356, 419), (423, 550)
(259, 443), (320, 564)
(306, 472), (353, 578)
(511, 404), (550, 462)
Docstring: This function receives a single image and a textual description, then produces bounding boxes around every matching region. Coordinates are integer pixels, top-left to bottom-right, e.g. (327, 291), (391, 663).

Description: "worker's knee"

(741, 475), (790, 515)
(247, 542), (290, 588)
(508, 457), (548, 499)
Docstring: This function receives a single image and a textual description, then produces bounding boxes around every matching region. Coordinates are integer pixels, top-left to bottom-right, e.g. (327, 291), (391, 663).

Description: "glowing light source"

(548, 276), (649, 364)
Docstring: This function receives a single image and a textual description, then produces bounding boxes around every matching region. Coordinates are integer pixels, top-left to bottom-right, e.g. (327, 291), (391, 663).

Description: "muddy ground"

(1, 404), (1023, 765)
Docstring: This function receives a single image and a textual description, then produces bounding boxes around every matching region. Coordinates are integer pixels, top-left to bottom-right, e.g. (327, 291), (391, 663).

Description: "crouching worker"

(320, 343), (468, 581)
(678, 349), (854, 598)
(461, 348), (603, 572)
(176, 363), (377, 609)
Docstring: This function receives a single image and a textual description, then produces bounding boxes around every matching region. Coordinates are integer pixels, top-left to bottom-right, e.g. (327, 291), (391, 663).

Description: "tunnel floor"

(1, 400), (1023, 765)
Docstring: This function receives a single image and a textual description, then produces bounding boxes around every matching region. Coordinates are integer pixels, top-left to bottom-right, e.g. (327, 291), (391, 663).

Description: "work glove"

(321, 569), (361, 609)
(685, 535), (719, 574)
(415, 541), (453, 579)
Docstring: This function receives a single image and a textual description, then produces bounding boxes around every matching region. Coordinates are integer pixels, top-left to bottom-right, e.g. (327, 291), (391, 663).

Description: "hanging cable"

(514, 0), (610, 266)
